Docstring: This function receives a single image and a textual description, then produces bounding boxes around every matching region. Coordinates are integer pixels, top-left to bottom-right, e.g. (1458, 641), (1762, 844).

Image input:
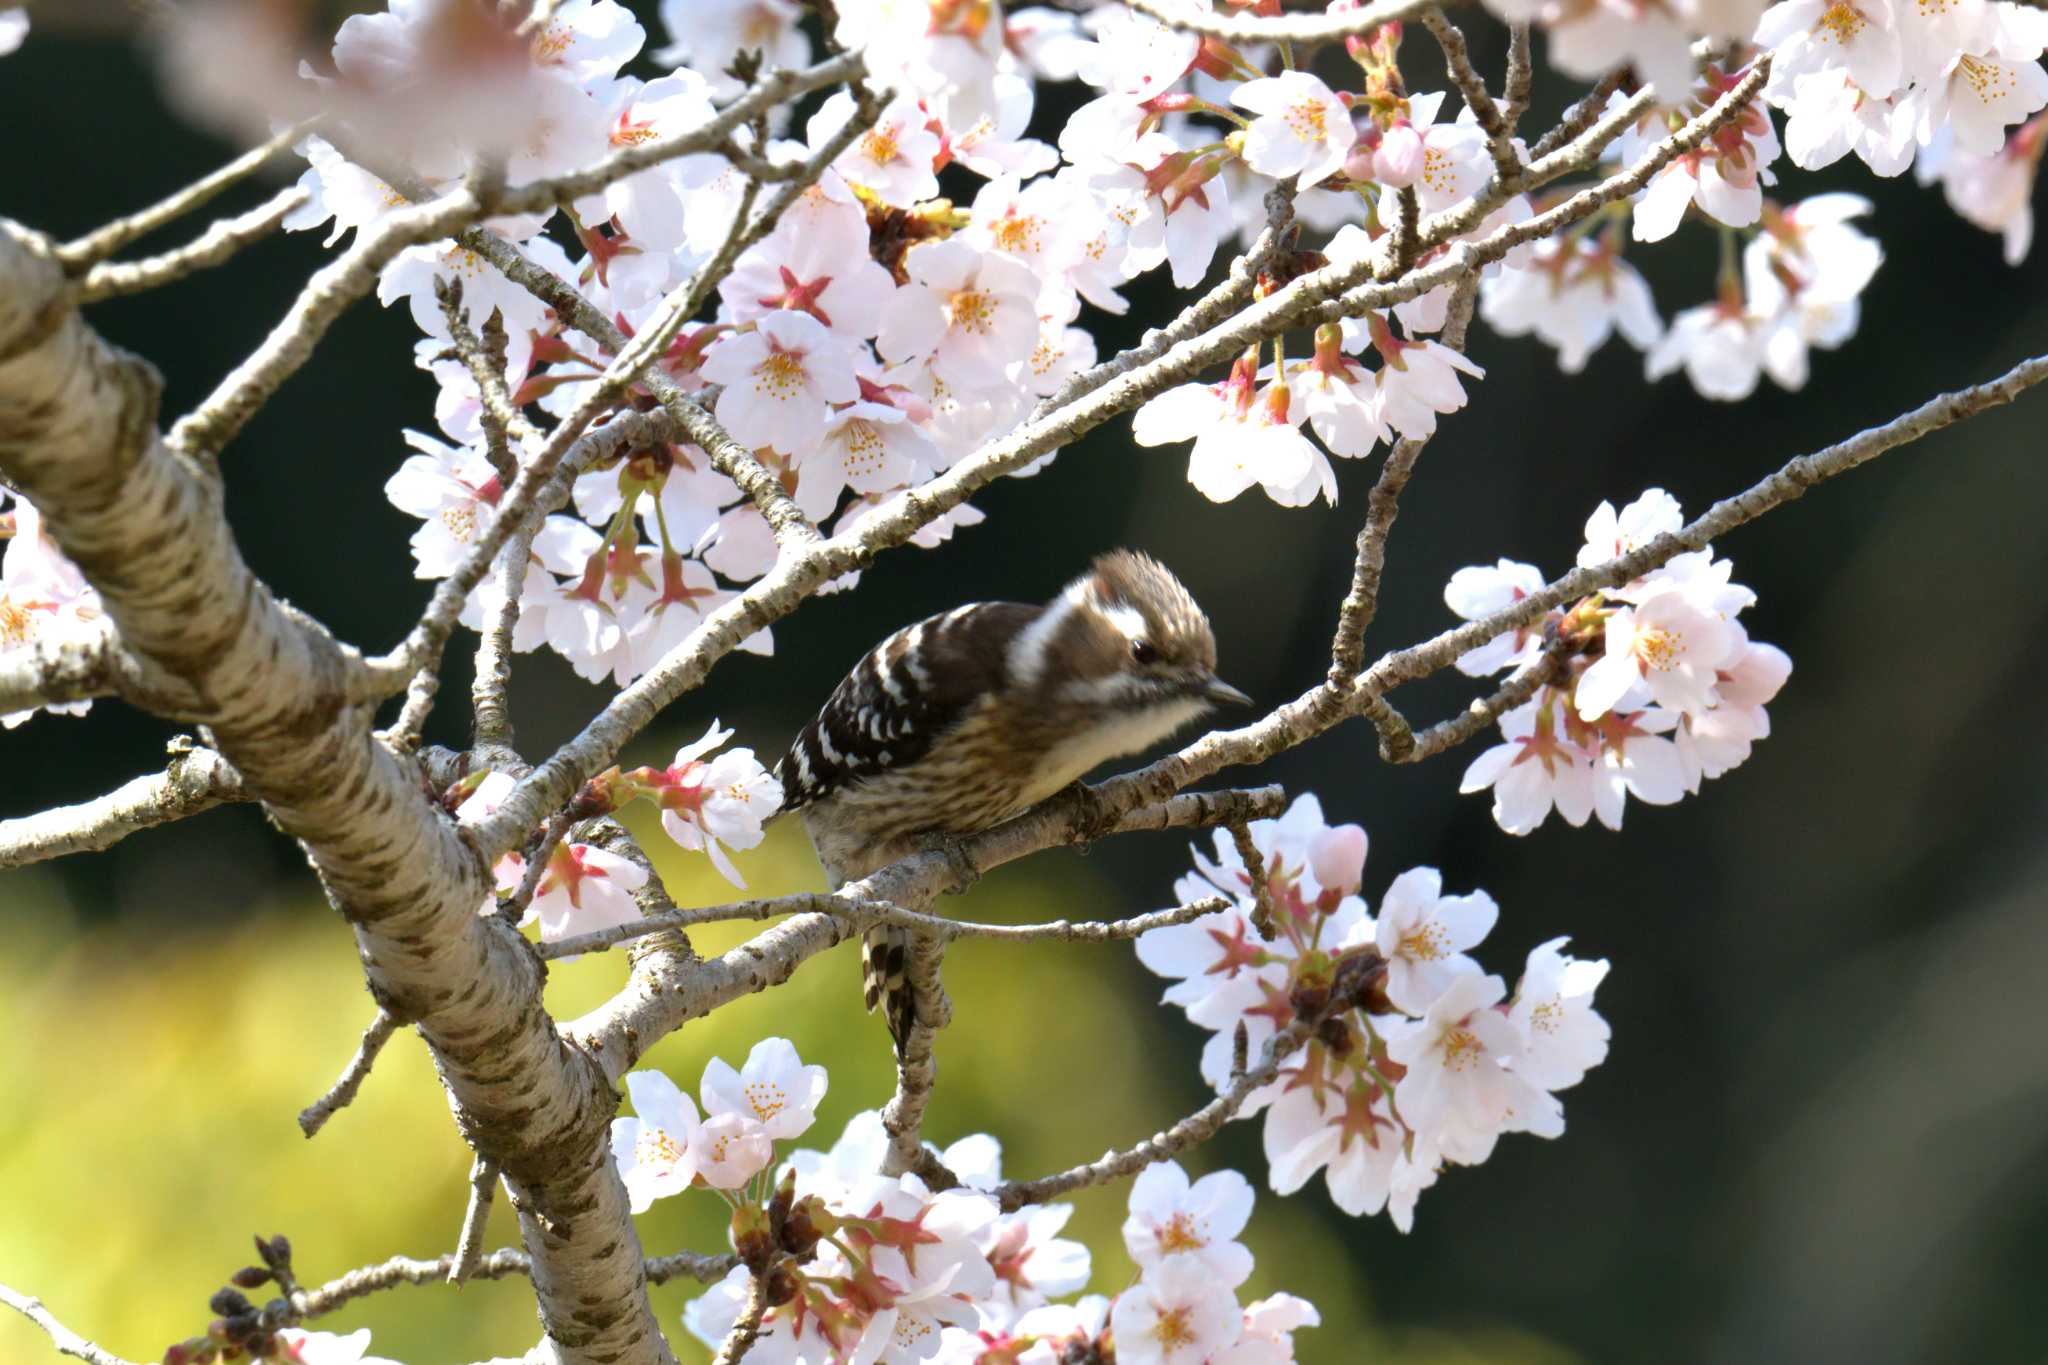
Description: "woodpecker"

(775, 550), (1250, 1051)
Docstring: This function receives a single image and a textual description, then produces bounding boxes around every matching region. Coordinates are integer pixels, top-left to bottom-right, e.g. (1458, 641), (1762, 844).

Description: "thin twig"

(0, 743), (244, 871)
(449, 1159), (499, 1285)
(538, 892), (1235, 960)
(880, 931), (950, 1177)
(993, 1020), (1315, 1213)
(79, 186), (309, 303)
(0, 1284), (141, 1365)
(1528, 71), (1631, 162)
(501, 811), (574, 925)
(1088, 347), (2048, 823)
(1501, 24), (1536, 132)
(1421, 9), (1519, 189)
(1227, 823), (1280, 941)
(274, 1244), (732, 1329)
(1125, 0), (1442, 42)
(709, 1274), (769, 1365)
(1328, 275), (1481, 681)
(56, 119), (311, 269)
(1394, 647), (1566, 763)
(298, 1009), (400, 1138)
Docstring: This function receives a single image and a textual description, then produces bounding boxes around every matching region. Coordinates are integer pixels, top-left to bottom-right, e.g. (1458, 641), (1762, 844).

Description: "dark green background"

(4, 5), (2048, 1362)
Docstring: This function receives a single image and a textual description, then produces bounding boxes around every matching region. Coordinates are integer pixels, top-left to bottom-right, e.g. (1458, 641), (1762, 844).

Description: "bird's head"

(1009, 550), (1250, 743)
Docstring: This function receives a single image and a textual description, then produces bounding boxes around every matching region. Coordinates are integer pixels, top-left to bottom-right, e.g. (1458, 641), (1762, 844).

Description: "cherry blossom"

(1577, 588), (1745, 719)
(655, 0), (809, 98)
(813, 91), (943, 207)
(645, 723), (783, 886)
(1459, 695), (1602, 834)
(879, 239), (1042, 389)
(273, 1328), (403, 1365)
(1122, 1161), (1256, 1288)
(1132, 369), (1333, 506)
(700, 309), (861, 458)
(497, 839), (648, 945)
(1386, 971), (1558, 1165)
(1444, 558), (1549, 675)
(0, 9), (25, 57)
(1374, 867), (1499, 1013)
(1510, 939), (1614, 1090)
(700, 1036), (828, 1141)
(1479, 236), (1664, 373)
(1, 493), (104, 729)
(610, 1069), (702, 1212)
(1110, 1256), (1244, 1365)
(1232, 72), (1357, 189)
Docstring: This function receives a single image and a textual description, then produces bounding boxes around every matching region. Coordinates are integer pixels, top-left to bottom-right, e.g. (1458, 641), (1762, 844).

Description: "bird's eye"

(1131, 639), (1160, 666)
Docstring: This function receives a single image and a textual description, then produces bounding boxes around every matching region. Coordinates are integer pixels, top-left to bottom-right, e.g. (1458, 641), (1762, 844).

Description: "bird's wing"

(775, 601), (1039, 812)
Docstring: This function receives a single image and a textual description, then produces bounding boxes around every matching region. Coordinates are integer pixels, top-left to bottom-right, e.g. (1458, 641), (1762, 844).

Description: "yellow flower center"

(948, 289), (996, 336)
(1156, 1212), (1207, 1253)
(743, 1080), (788, 1123)
(0, 597), (34, 648)
(635, 1128), (683, 1167)
(1152, 1306), (1197, 1351)
(1399, 921), (1449, 962)
(1284, 97), (1328, 143)
(993, 215), (1041, 256)
(861, 127), (901, 166)
(754, 350), (808, 400)
(1636, 625), (1680, 671)
(1441, 1026), (1483, 1072)
(439, 503), (479, 542)
(1815, 1), (1866, 42)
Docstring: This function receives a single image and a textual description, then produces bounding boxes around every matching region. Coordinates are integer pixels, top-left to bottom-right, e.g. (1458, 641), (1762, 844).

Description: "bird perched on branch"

(775, 550), (1250, 1052)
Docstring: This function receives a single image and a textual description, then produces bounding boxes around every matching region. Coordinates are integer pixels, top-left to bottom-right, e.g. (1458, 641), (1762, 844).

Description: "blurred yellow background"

(0, 810), (1576, 1365)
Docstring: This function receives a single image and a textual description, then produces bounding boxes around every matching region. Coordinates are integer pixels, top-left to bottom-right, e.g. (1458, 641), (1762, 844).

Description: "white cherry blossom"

(610, 1069), (702, 1212)
(700, 309), (861, 457)
(1122, 1161), (1256, 1287)
(1375, 867), (1499, 1013)
(700, 1037), (827, 1141)
(1232, 71), (1357, 189)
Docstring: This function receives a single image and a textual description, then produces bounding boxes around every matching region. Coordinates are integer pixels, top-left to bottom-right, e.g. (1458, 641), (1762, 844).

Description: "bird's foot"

(917, 830), (981, 894)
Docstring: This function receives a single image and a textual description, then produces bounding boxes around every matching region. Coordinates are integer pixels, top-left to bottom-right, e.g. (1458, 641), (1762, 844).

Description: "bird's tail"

(861, 925), (918, 1057)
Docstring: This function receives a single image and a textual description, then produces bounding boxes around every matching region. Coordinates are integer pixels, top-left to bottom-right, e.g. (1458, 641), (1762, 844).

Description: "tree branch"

(1328, 276), (1481, 681)
(0, 218), (675, 1365)
(1125, 0), (1445, 42)
(1087, 348), (2048, 818)
(880, 931), (949, 1177)
(993, 1019), (1315, 1213)
(0, 1283), (140, 1365)
(0, 742), (244, 871)
(450, 1159), (501, 1285)
(537, 893), (1235, 961)
(54, 120), (310, 270)
(78, 186), (309, 303)
(298, 1008), (400, 1138)
(567, 790), (1286, 1082)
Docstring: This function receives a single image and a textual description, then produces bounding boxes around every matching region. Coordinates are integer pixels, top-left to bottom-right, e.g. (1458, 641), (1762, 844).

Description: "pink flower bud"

(1374, 123), (1425, 188)
(1309, 824), (1367, 897)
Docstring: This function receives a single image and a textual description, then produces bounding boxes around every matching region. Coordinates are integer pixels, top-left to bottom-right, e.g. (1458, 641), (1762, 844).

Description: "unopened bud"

(764, 1262), (802, 1308)
(731, 1203), (776, 1273)
(228, 1267), (271, 1291)
(208, 1290), (253, 1319)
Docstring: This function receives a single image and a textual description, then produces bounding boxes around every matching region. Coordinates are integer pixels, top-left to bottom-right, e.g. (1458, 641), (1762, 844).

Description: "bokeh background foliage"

(5, 4), (2048, 1364)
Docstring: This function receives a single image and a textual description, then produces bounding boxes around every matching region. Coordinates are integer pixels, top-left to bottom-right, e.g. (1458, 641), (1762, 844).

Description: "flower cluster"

(1451, 489), (1792, 834)
(1137, 794), (1612, 1228)
(0, 492), (105, 730)
(451, 720), (779, 948)
(675, 1108), (1315, 1363)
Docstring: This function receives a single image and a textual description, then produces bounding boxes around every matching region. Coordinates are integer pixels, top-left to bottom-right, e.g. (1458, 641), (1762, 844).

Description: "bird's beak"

(1201, 675), (1253, 707)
